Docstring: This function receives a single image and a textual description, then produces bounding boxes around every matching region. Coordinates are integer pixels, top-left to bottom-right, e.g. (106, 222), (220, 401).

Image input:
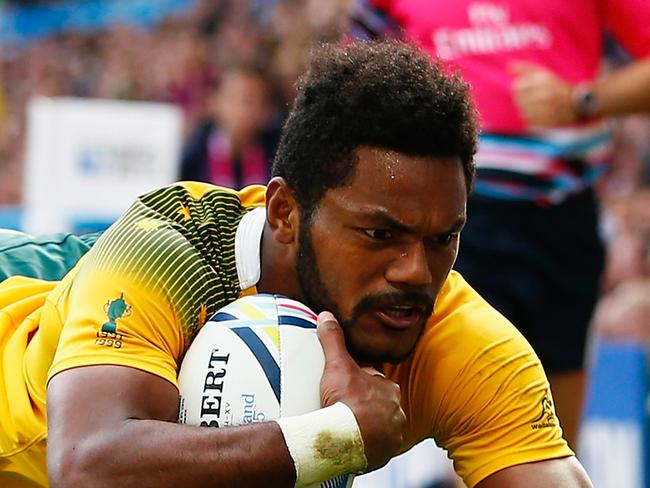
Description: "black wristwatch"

(572, 83), (601, 121)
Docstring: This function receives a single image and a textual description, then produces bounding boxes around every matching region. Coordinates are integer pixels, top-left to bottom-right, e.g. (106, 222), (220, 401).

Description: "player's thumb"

(317, 311), (353, 366)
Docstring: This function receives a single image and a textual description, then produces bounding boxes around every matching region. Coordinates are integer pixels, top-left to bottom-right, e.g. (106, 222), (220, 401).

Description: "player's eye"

(364, 229), (394, 241)
(434, 233), (459, 246)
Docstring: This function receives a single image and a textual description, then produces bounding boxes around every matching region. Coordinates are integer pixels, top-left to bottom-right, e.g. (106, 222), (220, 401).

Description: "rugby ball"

(177, 294), (354, 488)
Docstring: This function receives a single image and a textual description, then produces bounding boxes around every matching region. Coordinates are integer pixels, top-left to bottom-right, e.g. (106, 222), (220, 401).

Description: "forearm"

(48, 419), (295, 488)
(511, 58), (650, 126)
(591, 57), (650, 117)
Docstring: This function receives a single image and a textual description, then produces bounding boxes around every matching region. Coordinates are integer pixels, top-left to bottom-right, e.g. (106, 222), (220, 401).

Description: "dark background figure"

(179, 63), (281, 188)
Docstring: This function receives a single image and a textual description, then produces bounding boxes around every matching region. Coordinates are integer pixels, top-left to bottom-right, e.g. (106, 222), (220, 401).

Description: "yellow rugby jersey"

(383, 270), (573, 487)
(0, 181), (572, 486)
(0, 182), (265, 486)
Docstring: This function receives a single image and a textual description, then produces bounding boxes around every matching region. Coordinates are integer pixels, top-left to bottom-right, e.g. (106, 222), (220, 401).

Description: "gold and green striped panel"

(85, 183), (253, 340)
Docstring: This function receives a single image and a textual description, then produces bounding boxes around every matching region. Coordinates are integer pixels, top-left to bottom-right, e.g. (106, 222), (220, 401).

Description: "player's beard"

(295, 221), (432, 364)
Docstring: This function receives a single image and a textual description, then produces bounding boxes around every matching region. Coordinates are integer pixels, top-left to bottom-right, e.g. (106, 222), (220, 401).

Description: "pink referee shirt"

(374, 0), (650, 133)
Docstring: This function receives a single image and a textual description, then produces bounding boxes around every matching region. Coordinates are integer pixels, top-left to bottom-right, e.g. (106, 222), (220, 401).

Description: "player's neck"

(257, 224), (303, 301)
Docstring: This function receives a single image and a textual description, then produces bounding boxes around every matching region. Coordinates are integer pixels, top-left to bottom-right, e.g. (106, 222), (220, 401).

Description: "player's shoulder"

(411, 270), (538, 380)
(400, 270), (551, 437)
(90, 182), (266, 266)
(429, 269), (522, 340)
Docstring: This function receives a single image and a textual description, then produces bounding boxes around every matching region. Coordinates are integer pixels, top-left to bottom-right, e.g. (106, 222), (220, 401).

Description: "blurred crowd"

(1, 0), (650, 349)
(0, 0), (352, 203)
(593, 115), (650, 345)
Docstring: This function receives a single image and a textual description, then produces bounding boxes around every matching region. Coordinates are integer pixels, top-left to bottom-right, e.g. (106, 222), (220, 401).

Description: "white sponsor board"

(23, 96), (182, 233)
(580, 419), (644, 488)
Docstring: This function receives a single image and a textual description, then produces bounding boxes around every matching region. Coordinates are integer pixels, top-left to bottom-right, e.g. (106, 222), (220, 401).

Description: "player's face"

(296, 147), (467, 364)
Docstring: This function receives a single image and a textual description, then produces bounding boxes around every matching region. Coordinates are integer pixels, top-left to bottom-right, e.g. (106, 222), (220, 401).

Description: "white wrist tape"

(275, 402), (368, 487)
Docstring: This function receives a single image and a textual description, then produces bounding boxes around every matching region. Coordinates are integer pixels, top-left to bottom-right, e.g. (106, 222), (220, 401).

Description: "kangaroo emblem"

(532, 391), (555, 423)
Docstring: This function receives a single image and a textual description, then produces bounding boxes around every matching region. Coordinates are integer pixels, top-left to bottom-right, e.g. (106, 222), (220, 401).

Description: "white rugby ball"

(177, 294), (354, 488)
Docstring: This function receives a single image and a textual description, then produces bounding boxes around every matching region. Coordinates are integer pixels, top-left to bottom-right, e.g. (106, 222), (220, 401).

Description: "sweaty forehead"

(351, 146), (464, 198)
(320, 146), (467, 227)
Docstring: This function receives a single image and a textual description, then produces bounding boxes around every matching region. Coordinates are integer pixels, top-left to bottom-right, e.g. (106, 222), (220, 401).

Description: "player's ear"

(265, 177), (300, 244)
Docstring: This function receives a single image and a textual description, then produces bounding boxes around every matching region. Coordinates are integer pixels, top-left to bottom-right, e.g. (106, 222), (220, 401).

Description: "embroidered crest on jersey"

(95, 294), (131, 349)
(531, 389), (557, 430)
(102, 293), (132, 333)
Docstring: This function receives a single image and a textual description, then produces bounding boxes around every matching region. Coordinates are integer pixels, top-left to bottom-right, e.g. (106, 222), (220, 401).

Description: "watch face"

(573, 85), (600, 120)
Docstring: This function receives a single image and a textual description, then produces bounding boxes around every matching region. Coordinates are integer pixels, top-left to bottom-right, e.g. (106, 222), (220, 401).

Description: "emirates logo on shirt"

(433, 2), (552, 61)
(531, 390), (557, 430)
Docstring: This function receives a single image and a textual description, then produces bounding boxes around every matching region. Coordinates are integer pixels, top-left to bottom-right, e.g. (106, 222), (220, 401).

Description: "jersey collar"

(235, 206), (265, 291)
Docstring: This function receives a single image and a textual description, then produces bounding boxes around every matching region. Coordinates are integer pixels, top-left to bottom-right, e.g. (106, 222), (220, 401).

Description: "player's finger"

(317, 311), (352, 364)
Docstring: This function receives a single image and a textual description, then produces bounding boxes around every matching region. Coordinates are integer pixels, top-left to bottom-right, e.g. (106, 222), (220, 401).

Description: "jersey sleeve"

(47, 224), (188, 388)
(405, 272), (573, 487)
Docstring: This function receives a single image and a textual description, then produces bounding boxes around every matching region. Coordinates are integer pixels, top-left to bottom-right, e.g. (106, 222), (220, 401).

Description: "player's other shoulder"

(414, 269), (538, 376)
(432, 269), (522, 339)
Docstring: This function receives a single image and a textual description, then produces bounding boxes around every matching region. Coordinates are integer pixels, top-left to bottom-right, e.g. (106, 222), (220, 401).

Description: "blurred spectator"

(179, 63), (280, 187)
(593, 279), (650, 344)
(598, 120), (650, 291)
(594, 119), (650, 344)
